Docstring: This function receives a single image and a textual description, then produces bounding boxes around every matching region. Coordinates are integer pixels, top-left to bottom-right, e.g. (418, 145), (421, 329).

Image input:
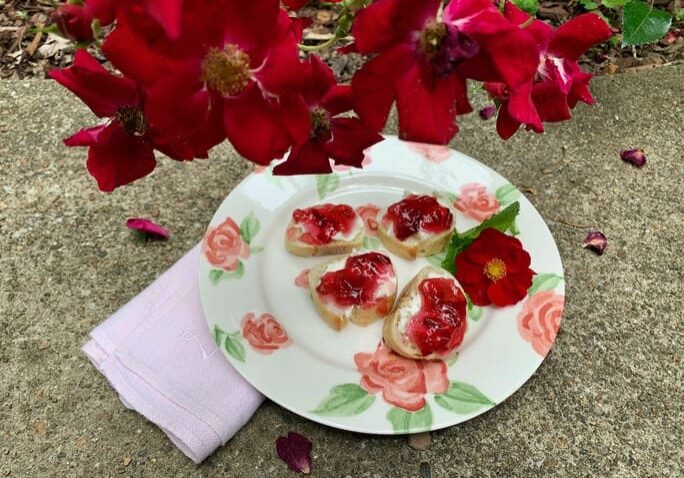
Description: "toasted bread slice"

(376, 195), (454, 260)
(383, 265), (463, 360)
(308, 253), (397, 331)
(285, 205), (365, 257)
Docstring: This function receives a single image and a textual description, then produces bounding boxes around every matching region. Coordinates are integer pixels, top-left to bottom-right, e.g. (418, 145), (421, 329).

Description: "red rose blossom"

(485, 3), (613, 139)
(52, 0), (115, 43)
(351, 0), (539, 144)
(455, 228), (534, 306)
(273, 56), (382, 175)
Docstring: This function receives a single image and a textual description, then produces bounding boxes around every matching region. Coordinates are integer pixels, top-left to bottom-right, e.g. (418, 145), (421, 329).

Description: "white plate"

(199, 136), (565, 434)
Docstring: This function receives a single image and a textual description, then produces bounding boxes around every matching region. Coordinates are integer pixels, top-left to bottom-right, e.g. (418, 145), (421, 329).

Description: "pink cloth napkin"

(82, 243), (264, 463)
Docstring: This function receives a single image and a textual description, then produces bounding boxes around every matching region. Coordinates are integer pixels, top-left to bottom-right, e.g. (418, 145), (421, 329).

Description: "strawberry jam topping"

(317, 252), (395, 310)
(383, 194), (453, 241)
(407, 278), (467, 356)
(292, 204), (358, 245)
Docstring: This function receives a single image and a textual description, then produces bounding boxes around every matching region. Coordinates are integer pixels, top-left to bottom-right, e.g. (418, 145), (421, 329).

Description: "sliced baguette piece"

(285, 205), (365, 257)
(377, 218), (452, 260)
(308, 253), (397, 331)
(383, 265), (463, 360)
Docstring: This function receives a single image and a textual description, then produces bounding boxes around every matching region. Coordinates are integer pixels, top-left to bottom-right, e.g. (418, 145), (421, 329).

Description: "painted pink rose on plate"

(294, 268), (310, 288)
(454, 183), (500, 222)
(253, 165), (268, 174)
(517, 291), (564, 356)
(202, 218), (250, 271)
(355, 204), (380, 237)
(241, 313), (292, 354)
(354, 342), (448, 411)
(407, 142), (451, 163)
(331, 152), (373, 171)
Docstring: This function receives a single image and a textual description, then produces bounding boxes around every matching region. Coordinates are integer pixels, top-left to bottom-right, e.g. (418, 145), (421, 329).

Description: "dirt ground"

(1, 0), (682, 81)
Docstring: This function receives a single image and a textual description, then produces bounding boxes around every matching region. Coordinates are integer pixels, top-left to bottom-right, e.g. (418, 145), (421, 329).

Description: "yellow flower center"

(201, 45), (251, 97)
(419, 21), (447, 58)
(484, 257), (507, 282)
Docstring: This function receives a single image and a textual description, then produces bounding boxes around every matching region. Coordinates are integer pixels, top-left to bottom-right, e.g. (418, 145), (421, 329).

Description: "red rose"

(455, 228), (534, 307)
(355, 204), (380, 237)
(517, 291), (564, 356)
(454, 183), (500, 222)
(202, 218), (250, 271)
(241, 313), (291, 354)
(354, 342), (448, 411)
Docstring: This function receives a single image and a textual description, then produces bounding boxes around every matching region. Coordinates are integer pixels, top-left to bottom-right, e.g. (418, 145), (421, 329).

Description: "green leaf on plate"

(240, 212), (260, 245)
(426, 250), (447, 268)
(250, 245), (264, 254)
(510, 0), (538, 15)
(434, 381), (495, 414)
(312, 384), (375, 417)
(224, 331), (246, 363)
(317, 174), (340, 199)
(622, 0), (672, 46)
(495, 184), (521, 206)
(446, 352), (460, 366)
(528, 273), (564, 295)
(213, 324), (226, 347)
(436, 190), (457, 204)
(442, 202), (521, 274)
(209, 261), (245, 285)
(209, 269), (224, 285)
(508, 219), (520, 236)
(469, 305), (483, 321)
(386, 403), (433, 433)
(363, 236), (381, 250)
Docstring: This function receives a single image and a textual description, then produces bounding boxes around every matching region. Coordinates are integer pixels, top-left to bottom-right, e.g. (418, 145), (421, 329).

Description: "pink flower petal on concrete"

(582, 230), (607, 255)
(126, 218), (169, 240)
(276, 432), (312, 474)
(620, 148), (646, 168)
(479, 105), (496, 120)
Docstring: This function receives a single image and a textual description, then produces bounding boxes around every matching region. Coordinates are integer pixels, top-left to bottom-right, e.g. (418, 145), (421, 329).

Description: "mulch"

(1, 0), (682, 81)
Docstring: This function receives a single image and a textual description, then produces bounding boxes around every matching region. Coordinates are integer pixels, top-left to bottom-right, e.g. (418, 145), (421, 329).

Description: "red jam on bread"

(291, 204), (358, 245)
(316, 252), (395, 313)
(382, 194), (453, 241)
(406, 278), (467, 356)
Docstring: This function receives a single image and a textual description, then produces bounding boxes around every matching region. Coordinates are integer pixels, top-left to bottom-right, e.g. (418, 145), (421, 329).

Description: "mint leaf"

(386, 404), (432, 433)
(510, 0), (538, 14)
(312, 384), (375, 416)
(442, 202), (521, 274)
(622, 0), (672, 46)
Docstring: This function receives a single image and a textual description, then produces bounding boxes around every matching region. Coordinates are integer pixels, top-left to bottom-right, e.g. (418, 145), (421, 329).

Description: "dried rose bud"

(276, 432), (312, 474)
(125, 218), (169, 240)
(620, 148), (646, 168)
(478, 105), (496, 120)
(582, 231), (607, 255)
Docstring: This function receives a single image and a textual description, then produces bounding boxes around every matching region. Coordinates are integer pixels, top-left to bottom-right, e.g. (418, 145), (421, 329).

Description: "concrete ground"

(1, 64), (683, 477)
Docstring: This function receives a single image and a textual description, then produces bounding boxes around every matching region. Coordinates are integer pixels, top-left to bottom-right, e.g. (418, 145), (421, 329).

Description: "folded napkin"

(82, 243), (264, 463)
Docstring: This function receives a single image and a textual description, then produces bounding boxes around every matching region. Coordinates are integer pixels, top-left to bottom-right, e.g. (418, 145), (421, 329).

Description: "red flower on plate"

(241, 313), (291, 354)
(455, 228), (534, 307)
(485, 4), (613, 139)
(202, 218), (250, 271)
(354, 342), (448, 411)
(517, 291), (564, 356)
(273, 56), (383, 175)
(350, 0), (539, 144)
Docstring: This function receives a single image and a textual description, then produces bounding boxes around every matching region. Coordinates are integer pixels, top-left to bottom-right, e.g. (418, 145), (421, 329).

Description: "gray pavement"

(1, 64), (683, 477)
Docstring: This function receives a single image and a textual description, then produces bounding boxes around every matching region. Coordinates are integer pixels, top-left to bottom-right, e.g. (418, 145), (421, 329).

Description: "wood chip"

(122, 455), (132, 467)
(408, 432), (432, 450)
(26, 26), (42, 57)
(37, 340), (49, 350)
(520, 185), (537, 196)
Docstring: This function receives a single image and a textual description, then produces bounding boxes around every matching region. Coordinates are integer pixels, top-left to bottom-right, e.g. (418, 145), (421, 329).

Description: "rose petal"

(582, 230), (607, 255)
(478, 105), (496, 120)
(276, 432), (312, 474)
(126, 218), (169, 240)
(620, 148), (646, 168)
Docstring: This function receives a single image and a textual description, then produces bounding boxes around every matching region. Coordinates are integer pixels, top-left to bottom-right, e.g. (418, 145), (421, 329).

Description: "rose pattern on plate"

(241, 312), (292, 354)
(355, 204), (380, 237)
(203, 212), (262, 284)
(294, 268), (310, 288)
(454, 183), (500, 222)
(407, 142), (452, 163)
(517, 290), (564, 356)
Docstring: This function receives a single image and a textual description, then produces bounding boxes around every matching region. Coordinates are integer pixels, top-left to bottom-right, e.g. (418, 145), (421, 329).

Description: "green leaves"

(510, 0), (538, 15)
(240, 212), (260, 245)
(312, 384), (375, 417)
(602, 0), (630, 7)
(442, 201), (521, 274)
(426, 250), (447, 268)
(386, 404), (433, 433)
(495, 184), (521, 206)
(209, 261), (245, 285)
(527, 273), (564, 295)
(622, 0), (672, 46)
(317, 174), (340, 199)
(434, 381), (495, 414)
(213, 325), (246, 363)
(363, 236), (381, 250)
